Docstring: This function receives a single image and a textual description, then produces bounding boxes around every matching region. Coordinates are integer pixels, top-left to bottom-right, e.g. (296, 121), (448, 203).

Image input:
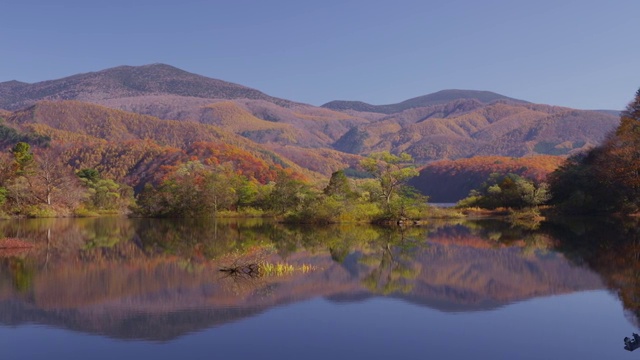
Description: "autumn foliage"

(549, 88), (640, 214)
(411, 155), (565, 202)
(3, 101), (310, 191)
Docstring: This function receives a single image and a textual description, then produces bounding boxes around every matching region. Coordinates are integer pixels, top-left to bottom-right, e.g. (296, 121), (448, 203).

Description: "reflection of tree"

(0, 218), (140, 279)
(520, 234), (552, 257)
(359, 228), (424, 295)
(12, 259), (33, 292)
(468, 220), (535, 245)
(273, 224), (382, 260)
(3, 257), (35, 293)
(329, 246), (350, 263)
(82, 218), (135, 250)
(546, 218), (640, 328)
(452, 219), (554, 255)
(210, 222), (429, 296)
(134, 218), (281, 261)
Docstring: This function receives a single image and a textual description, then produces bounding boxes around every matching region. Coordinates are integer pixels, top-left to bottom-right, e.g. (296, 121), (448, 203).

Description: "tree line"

(0, 139), (427, 223)
(135, 151), (426, 223)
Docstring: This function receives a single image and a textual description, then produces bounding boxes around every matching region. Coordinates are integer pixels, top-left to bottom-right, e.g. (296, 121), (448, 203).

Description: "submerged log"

(219, 263), (262, 278)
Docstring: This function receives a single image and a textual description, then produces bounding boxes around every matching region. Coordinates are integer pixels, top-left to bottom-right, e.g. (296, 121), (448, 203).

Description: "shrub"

(27, 205), (57, 218)
(74, 207), (100, 217)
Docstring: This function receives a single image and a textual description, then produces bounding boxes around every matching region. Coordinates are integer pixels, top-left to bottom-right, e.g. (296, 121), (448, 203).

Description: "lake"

(0, 217), (637, 359)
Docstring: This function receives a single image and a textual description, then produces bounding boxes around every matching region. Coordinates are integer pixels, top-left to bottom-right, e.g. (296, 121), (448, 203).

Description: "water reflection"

(0, 216), (634, 342)
(544, 217), (640, 329)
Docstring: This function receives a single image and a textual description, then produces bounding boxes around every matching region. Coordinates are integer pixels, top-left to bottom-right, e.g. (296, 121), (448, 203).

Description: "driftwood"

(219, 263), (262, 278)
(218, 249), (269, 280)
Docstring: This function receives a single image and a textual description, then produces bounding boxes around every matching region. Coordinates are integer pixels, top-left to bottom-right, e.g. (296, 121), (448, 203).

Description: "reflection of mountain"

(400, 243), (601, 312)
(0, 300), (268, 342)
(327, 226), (603, 312)
(0, 219), (603, 341)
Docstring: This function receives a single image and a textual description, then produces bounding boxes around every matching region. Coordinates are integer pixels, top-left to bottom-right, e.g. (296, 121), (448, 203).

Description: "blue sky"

(1, 0), (638, 110)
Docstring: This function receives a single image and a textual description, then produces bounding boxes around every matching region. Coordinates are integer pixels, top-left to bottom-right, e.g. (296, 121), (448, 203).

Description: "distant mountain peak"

(97, 63), (197, 76)
(0, 80), (28, 85)
(0, 64), (295, 111)
(322, 89), (528, 114)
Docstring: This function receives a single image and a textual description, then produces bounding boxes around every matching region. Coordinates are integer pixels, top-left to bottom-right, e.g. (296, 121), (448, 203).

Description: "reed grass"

(259, 262), (317, 276)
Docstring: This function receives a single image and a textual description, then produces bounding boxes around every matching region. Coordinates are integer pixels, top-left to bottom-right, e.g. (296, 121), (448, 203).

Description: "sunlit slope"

(335, 100), (618, 161)
(5, 101), (318, 186)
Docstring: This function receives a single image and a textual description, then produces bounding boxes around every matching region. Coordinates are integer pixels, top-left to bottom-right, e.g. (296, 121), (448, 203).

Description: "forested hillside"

(411, 156), (566, 202)
(335, 101), (618, 162)
(3, 101), (313, 188)
(0, 64), (618, 164)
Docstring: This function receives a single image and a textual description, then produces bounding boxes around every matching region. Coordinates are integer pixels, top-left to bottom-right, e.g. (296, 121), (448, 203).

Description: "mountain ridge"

(333, 100), (618, 161)
(322, 89), (529, 114)
(0, 63), (297, 111)
(0, 64), (621, 173)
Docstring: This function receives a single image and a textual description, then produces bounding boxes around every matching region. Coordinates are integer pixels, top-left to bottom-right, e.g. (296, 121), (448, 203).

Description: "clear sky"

(1, 0), (638, 110)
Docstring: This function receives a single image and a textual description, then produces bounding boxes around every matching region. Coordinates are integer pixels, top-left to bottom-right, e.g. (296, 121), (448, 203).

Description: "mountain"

(334, 100), (619, 162)
(0, 64), (621, 179)
(322, 89), (528, 114)
(0, 63), (297, 111)
(0, 64), (370, 155)
(594, 109), (621, 117)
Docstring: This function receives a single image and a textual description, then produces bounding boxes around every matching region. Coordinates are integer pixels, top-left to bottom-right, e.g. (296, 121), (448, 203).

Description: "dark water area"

(0, 217), (638, 359)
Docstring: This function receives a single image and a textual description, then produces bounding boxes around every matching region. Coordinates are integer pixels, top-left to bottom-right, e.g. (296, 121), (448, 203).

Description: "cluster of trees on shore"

(0, 138), (426, 222)
(548, 89), (640, 214)
(135, 151), (426, 223)
(0, 142), (133, 217)
(457, 88), (640, 216)
(457, 173), (550, 210)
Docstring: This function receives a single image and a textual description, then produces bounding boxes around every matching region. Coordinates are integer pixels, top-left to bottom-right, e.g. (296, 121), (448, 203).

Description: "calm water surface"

(0, 217), (637, 359)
